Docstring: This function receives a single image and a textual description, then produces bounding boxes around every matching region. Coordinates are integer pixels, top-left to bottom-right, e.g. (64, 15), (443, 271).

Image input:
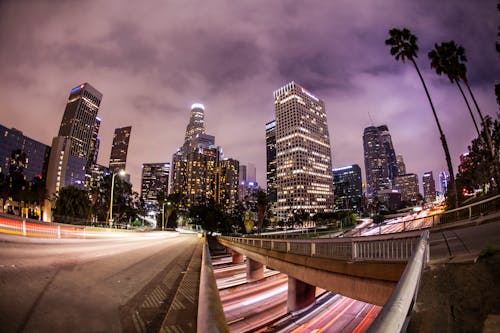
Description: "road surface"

(0, 232), (201, 332)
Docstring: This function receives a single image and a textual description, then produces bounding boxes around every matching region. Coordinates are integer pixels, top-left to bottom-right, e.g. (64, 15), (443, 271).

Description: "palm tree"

(428, 41), (495, 159)
(428, 41), (480, 135)
(385, 28), (458, 207)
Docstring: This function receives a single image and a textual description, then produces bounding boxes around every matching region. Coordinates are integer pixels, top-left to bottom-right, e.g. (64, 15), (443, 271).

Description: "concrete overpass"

(218, 230), (425, 310)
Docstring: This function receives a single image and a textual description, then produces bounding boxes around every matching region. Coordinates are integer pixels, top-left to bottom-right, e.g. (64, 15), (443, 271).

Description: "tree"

(428, 41), (495, 159)
(385, 27), (458, 208)
(54, 186), (91, 221)
(456, 115), (500, 199)
(255, 190), (269, 233)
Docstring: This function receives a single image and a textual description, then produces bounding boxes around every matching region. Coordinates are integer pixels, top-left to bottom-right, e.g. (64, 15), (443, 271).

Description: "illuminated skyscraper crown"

(184, 103), (205, 143)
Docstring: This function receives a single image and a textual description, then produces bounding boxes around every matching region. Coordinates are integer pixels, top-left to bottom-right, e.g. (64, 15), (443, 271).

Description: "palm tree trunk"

(456, 82), (480, 137)
(464, 80), (496, 161)
(411, 59), (458, 208)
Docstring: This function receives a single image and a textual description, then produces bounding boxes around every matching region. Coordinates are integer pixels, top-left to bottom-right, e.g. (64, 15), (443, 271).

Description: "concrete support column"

(231, 250), (244, 264)
(287, 277), (316, 312)
(246, 258), (264, 282)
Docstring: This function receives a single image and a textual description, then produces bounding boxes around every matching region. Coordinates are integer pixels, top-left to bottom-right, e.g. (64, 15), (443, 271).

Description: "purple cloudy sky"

(0, 0), (498, 192)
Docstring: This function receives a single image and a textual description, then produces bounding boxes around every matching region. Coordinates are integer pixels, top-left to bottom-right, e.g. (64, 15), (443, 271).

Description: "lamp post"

(162, 201), (172, 231)
(109, 169), (126, 227)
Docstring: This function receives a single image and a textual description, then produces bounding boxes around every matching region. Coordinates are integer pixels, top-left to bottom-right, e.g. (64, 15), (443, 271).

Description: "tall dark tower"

(109, 126), (132, 172)
(377, 125), (398, 181)
(58, 83), (102, 163)
(266, 120), (277, 208)
(363, 126), (390, 199)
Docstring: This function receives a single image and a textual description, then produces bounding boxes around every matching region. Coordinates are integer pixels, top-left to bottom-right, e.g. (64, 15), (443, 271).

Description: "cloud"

(0, 0), (498, 193)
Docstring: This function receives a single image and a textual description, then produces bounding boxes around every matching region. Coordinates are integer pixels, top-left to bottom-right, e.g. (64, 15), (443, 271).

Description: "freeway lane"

(0, 232), (201, 333)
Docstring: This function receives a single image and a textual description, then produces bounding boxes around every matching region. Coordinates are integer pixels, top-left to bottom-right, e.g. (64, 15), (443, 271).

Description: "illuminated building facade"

(422, 171), (436, 203)
(109, 126), (132, 172)
(274, 82), (334, 222)
(438, 171), (449, 195)
(45, 83), (102, 220)
(266, 120), (277, 209)
(332, 164), (362, 212)
(363, 125), (398, 199)
(217, 158), (239, 211)
(171, 104), (238, 211)
(141, 163), (170, 206)
(57, 83), (102, 164)
(394, 173), (420, 204)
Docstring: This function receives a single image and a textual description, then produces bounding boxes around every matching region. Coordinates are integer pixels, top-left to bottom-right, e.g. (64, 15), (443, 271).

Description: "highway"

(215, 255), (381, 332)
(0, 232), (201, 333)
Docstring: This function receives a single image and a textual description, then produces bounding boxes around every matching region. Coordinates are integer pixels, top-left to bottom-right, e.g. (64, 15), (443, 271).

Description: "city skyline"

(0, 1), (498, 192)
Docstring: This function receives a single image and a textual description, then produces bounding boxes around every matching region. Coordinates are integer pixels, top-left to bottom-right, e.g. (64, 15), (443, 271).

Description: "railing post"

(22, 220), (26, 236)
(57, 225), (61, 239)
(352, 241), (358, 260)
(311, 242), (316, 256)
(468, 206), (472, 219)
(287, 241), (290, 253)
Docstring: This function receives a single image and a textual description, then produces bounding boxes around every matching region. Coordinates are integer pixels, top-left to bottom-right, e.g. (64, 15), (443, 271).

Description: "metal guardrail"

(197, 242), (229, 333)
(221, 230), (423, 262)
(368, 230), (430, 333)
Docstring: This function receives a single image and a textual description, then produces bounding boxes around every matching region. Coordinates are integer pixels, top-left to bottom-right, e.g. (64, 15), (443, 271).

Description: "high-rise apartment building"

(266, 120), (277, 208)
(363, 125), (398, 199)
(332, 164), (362, 212)
(394, 173), (420, 204)
(422, 171), (436, 203)
(109, 126), (132, 172)
(141, 163), (170, 206)
(274, 82), (334, 221)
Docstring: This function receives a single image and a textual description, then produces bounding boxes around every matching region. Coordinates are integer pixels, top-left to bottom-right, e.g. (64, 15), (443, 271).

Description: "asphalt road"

(0, 232), (201, 333)
(429, 220), (500, 260)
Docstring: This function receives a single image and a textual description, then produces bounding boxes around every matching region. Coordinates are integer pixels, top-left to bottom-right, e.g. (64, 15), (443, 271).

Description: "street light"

(162, 201), (172, 231)
(109, 169), (126, 227)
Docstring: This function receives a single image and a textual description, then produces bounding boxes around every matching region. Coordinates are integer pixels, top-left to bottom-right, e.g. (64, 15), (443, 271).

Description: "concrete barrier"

(197, 242), (229, 333)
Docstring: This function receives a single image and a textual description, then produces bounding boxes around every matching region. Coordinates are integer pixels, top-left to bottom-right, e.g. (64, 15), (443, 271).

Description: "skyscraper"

(274, 82), (334, 221)
(266, 120), (277, 209)
(46, 83), (102, 203)
(141, 163), (170, 206)
(438, 171), (449, 195)
(422, 171), (436, 203)
(363, 125), (398, 199)
(378, 125), (398, 180)
(363, 126), (389, 198)
(109, 126), (132, 172)
(171, 104), (238, 211)
(57, 83), (102, 163)
(332, 165), (362, 212)
(396, 154), (406, 176)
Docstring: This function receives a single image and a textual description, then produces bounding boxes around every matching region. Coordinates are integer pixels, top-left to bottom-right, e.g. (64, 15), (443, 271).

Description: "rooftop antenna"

(368, 112), (375, 126)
